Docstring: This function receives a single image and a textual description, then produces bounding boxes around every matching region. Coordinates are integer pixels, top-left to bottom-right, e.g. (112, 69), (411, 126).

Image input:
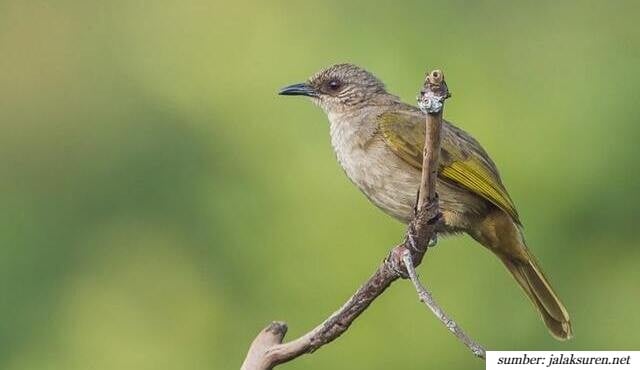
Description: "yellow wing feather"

(440, 161), (519, 223)
(378, 110), (520, 224)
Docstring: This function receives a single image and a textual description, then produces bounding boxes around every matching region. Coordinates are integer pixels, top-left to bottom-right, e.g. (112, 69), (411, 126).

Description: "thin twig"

(417, 69), (448, 208)
(402, 250), (486, 358)
(409, 69), (486, 359)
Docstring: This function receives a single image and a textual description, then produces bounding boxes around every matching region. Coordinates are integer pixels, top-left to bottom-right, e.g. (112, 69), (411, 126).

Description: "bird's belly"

(335, 137), (482, 230)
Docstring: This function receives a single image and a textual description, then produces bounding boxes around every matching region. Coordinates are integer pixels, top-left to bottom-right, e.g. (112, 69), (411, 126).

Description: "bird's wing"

(378, 110), (520, 224)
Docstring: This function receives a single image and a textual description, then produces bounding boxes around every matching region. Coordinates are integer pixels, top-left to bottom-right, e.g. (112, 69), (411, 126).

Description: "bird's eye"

(328, 79), (342, 91)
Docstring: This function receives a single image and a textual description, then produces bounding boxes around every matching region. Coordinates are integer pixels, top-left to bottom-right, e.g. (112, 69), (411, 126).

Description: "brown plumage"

(279, 63), (572, 340)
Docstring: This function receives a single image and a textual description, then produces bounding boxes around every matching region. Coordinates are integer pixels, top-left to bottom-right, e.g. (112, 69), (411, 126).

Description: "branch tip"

(265, 321), (287, 339)
(427, 69), (444, 85)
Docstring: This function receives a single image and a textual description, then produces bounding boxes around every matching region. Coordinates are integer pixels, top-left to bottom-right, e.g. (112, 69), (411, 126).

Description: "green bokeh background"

(1, 1), (639, 369)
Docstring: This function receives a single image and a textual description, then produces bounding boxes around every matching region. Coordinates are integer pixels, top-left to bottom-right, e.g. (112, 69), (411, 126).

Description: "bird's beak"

(278, 83), (317, 97)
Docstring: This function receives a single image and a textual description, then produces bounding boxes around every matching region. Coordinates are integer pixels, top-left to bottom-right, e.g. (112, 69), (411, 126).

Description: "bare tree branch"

(402, 250), (486, 358)
(417, 69), (448, 208)
(241, 68), (485, 370)
(408, 70), (487, 358)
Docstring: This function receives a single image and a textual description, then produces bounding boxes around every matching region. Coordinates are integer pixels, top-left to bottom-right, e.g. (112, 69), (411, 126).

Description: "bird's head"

(279, 64), (389, 114)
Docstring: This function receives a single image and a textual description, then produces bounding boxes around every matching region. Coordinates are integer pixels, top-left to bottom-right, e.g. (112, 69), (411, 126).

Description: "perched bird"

(279, 63), (572, 340)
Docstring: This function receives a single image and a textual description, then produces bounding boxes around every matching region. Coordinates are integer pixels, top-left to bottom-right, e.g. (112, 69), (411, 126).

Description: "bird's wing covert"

(378, 110), (520, 224)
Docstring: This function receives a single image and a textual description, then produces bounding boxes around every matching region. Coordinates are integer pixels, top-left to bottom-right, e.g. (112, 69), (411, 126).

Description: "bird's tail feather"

(473, 209), (572, 340)
(499, 251), (573, 340)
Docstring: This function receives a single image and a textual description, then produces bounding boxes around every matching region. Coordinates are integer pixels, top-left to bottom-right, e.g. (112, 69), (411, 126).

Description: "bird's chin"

(307, 97), (343, 117)
(310, 96), (325, 109)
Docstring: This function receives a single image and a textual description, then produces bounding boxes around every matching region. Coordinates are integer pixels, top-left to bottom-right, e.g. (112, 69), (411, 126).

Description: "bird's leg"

(427, 204), (441, 247)
(408, 222), (437, 250)
(413, 188), (421, 216)
(388, 245), (410, 279)
(407, 231), (419, 252)
(413, 189), (440, 249)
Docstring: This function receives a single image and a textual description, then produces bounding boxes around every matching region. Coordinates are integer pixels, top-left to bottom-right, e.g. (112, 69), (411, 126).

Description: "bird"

(278, 63), (572, 340)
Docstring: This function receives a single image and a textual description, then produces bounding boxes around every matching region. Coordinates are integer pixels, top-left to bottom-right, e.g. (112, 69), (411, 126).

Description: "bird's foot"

(407, 232), (420, 252)
(407, 228), (438, 251)
(388, 246), (410, 279)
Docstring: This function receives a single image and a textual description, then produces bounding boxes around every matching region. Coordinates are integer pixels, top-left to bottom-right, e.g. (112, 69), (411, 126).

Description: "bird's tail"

(499, 250), (573, 340)
(473, 210), (572, 340)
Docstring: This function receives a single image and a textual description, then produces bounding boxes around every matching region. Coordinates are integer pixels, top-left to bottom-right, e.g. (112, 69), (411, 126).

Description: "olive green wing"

(378, 110), (520, 224)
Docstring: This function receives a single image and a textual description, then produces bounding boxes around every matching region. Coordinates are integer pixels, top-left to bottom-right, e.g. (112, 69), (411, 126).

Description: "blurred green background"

(1, 0), (639, 369)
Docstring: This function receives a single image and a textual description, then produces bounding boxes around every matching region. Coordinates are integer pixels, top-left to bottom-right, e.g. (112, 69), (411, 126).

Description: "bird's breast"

(329, 118), (420, 223)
